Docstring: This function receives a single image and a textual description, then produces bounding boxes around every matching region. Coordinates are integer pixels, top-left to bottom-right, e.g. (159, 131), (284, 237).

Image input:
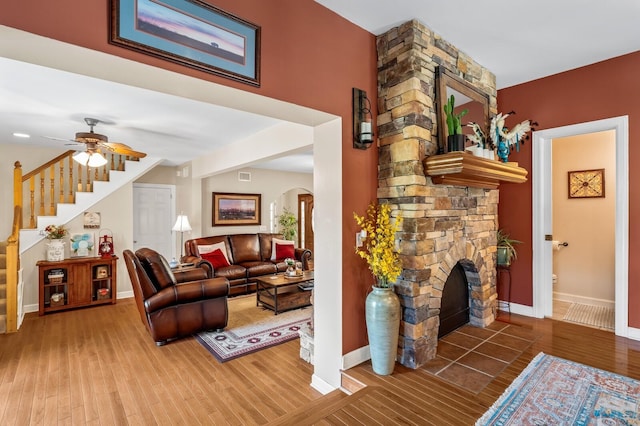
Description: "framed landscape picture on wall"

(109, 0), (261, 86)
(213, 192), (261, 226)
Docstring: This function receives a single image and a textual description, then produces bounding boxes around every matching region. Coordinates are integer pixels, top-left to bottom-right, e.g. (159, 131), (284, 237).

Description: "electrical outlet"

(356, 232), (364, 248)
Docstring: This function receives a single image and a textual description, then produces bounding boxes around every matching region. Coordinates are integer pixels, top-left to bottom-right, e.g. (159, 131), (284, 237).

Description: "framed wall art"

(69, 232), (96, 258)
(84, 211), (101, 229)
(568, 168), (605, 199)
(213, 192), (261, 226)
(110, 0), (261, 86)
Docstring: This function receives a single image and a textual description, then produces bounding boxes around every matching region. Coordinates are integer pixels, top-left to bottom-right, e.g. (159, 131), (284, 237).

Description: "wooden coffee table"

(255, 271), (314, 315)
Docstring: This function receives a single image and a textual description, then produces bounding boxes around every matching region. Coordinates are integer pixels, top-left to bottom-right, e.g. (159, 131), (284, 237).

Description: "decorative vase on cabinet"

(365, 286), (401, 375)
(46, 240), (65, 261)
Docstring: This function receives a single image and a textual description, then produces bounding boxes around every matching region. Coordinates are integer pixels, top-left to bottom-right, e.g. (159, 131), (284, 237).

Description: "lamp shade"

(172, 215), (192, 232)
(73, 151), (108, 167)
(87, 152), (108, 167)
(72, 151), (89, 164)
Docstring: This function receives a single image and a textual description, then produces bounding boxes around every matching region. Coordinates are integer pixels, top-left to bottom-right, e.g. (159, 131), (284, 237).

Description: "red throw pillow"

(201, 248), (230, 269)
(275, 242), (295, 260)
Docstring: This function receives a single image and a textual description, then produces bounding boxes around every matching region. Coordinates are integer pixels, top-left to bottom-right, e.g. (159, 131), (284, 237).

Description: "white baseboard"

(503, 301), (535, 317)
(553, 292), (614, 309)
(117, 291), (133, 299)
(311, 374), (337, 395)
(24, 303), (39, 314)
(626, 327), (640, 341)
(342, 345), (370, 370)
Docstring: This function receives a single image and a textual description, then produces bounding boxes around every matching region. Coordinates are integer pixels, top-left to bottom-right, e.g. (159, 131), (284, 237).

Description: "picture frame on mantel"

(109, 0), (261, 86)
(213, 192), (261, 226)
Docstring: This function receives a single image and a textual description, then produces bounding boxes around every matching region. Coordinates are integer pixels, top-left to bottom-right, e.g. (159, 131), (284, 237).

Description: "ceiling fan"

(50, 117), (147, 167)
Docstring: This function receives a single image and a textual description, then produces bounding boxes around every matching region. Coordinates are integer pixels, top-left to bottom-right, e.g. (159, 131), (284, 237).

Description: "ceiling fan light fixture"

(72, 151), (90, 164)
(72, 150), (108, 168)
(87, 152), (108, 168)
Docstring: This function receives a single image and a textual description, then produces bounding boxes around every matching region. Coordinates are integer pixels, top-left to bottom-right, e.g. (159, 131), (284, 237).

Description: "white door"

(133, 184), (175, 260)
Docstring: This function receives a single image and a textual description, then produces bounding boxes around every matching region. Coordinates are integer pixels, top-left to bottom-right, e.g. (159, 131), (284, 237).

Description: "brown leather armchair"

(123, 248), (229, 346)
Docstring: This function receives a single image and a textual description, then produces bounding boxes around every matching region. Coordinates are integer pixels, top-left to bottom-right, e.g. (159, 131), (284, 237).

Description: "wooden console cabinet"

(37, 256), (118, 315)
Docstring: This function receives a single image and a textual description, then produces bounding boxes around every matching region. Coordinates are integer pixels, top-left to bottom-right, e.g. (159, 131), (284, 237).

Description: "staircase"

(2, 151), (162, 333)
(0, 241), (7, 334)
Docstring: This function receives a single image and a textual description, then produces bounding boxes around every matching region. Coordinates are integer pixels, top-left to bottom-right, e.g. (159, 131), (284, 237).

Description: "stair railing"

(5, 205), (21, 333)
(15, 151), (131, 229)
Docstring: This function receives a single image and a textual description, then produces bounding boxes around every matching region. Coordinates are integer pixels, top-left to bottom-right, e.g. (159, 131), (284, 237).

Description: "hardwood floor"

(2, 300), (640, 425)
(0, 298), (321, 425)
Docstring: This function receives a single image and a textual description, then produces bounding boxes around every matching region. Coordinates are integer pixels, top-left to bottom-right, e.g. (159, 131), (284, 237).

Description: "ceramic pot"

(365, 286), (401, 375)
(484, 149), (495, 160)
(465, 145), (483, 157)
(447, 134), (465, 152)
(46, 239), (65, 261)
(497, 246), (512, 266)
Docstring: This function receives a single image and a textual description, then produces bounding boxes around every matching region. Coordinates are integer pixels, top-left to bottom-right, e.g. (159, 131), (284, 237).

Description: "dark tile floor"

(421, 321), (538, 393)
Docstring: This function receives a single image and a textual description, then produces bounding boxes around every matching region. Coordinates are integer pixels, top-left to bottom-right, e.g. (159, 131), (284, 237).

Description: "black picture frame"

(110, 0), (260, 86)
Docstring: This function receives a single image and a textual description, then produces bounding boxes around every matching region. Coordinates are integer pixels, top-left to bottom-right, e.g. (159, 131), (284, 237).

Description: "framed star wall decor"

(568, 168), (605, 199)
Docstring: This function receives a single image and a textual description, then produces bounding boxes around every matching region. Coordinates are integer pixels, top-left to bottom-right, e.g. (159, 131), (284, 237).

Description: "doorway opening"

(532, 116), (628, 337)
(550, 131), (616, 331)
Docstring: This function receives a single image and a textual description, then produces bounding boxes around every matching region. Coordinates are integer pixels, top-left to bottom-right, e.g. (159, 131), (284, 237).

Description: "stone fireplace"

(376, 20), (500, 369)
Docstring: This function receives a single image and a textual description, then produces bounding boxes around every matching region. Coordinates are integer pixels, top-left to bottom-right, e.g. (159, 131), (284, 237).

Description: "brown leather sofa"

(182, 233), (312, 296)
(124, 248), (229, 346)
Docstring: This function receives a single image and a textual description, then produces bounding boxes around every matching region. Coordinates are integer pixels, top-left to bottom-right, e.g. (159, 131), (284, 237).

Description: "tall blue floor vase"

(365, 286), (401, 375)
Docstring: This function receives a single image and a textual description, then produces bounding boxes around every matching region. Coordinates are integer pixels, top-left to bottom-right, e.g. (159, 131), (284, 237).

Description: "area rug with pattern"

(195, 306), (311, 362)
(563, 302), (615, 330)
(477, 352), (640, 425)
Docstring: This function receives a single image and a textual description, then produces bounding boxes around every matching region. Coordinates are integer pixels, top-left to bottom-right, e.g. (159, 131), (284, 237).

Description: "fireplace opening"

(438, 262), (470, 338)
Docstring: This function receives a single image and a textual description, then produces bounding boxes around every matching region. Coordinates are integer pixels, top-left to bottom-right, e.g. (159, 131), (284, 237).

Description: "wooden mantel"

(423, 151), (528, 189)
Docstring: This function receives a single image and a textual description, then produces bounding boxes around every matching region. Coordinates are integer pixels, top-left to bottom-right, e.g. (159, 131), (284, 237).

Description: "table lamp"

(172, 214), (192, 259)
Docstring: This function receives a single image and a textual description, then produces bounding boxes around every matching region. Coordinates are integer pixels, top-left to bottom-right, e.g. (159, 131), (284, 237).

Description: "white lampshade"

(73, 151), (107, 168)
(172, 215), (192, 232)
(72, 151), (89, 164)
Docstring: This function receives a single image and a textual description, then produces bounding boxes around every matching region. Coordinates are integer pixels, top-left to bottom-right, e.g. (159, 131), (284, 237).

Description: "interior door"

(298, 194), (314, 254)
(133, 184), (175, 260)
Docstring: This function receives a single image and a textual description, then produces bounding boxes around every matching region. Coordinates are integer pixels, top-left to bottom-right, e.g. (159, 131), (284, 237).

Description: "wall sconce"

(353, 87), (374, 149)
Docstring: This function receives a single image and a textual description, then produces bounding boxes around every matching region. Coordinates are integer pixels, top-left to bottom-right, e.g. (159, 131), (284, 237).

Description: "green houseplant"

(277, 207), (298, 241)
(496, 229), (522, 266)
(443, 94), (468, 152)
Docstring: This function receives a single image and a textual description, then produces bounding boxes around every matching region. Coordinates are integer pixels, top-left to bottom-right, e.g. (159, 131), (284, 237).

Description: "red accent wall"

(2, 0), (378, 351)
(498, 51), (640, 326)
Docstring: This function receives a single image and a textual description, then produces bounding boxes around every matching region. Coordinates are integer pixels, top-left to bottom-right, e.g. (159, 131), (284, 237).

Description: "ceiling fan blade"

(100, 142), (147, 158)
(44, 135), (78, 144)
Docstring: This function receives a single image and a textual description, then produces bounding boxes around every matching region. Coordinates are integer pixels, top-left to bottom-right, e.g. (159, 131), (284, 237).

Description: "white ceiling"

(317, 0), (640, 89)
(2, 1), (639, 172)
(0, 56), (313, 171)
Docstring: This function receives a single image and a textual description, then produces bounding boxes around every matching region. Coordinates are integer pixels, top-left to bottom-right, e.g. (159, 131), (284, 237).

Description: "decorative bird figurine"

(466, 122), (486, 147)
(489, 112), (533, 162)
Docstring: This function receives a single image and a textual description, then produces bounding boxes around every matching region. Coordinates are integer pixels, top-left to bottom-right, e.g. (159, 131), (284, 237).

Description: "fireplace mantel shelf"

(423, 152), (528, 189)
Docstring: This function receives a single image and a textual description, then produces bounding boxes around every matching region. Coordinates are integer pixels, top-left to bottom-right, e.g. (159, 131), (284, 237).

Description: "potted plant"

(443, 94), (468, 152)
(277, 207), (298, 241)
(44, 224), (68, 261)
(354, 203), (403, 375)
(497, 229), (521, 266)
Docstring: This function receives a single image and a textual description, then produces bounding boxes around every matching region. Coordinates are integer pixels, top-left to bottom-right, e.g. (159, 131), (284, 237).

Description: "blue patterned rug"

(477, 352), (640, 425)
